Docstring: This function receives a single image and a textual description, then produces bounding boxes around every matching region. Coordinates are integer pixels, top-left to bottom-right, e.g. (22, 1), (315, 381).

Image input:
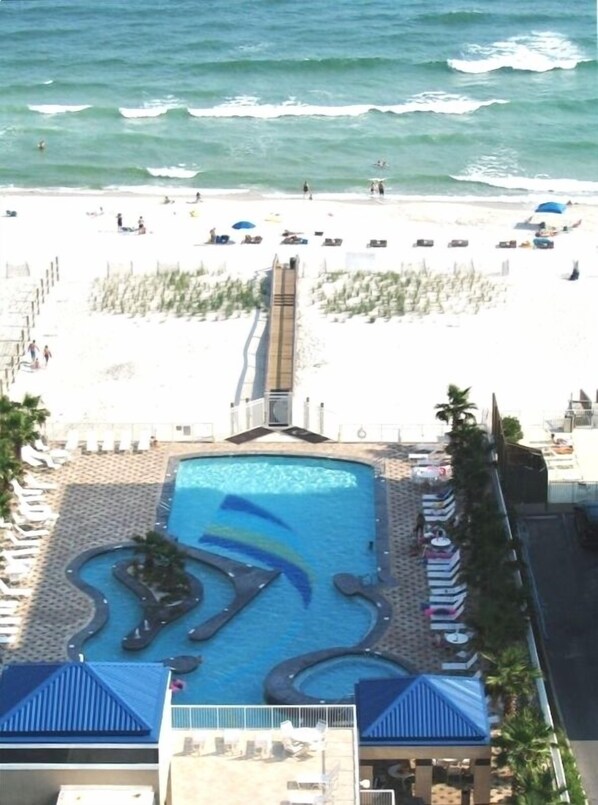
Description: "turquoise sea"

(0, 0), (597, 199)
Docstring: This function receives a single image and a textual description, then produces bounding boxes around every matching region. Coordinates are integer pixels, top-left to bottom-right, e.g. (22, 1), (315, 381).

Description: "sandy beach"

(2, 188), (597, 439)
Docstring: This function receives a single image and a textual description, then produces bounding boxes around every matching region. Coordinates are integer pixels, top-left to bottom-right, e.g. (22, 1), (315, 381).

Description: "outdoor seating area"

(58, 427), (152, 454)
(0, 455), (65, 645)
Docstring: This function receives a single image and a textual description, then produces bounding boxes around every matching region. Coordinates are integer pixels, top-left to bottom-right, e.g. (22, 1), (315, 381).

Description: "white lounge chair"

(422, 487), (454, 502)
(10, 479), (45, 500)
(0, 579), (32, 597)
(428, 582), (467, 596)
(117, 429), (132, 453)
(85, 430), (99, 454)
(17, 501), (58, 520)
(426, 566), (461, 582)
(23, 472), (58, 491)
(0, 634), (16, 644)
(21, 445), (58, 469)
(136, 430), (151, 452)
(101, 430), (115, 453)
(0, 626), (20, 635)
(0, 617), (22, 626)
(429, 573), (462, 587)
(11, 520), (49, 538)
(295, 762), (340, 791)
(442, 652), (479, 672)
(33, 439), (70, 463)
(0, 600), (19, 611)
(4, 533), (43, 550)
(428, 592), (467, 607)
(65, 429), (80, 452)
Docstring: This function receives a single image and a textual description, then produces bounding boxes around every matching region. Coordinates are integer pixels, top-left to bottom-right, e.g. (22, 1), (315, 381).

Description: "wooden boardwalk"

(265, 261), (296, 393)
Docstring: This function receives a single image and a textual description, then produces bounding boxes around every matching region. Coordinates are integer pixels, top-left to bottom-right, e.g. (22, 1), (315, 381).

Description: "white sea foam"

(448, 31), (585, 74)
(119, 106), (169, 118)
(28, 104), (91, 114)
(146, 166), (199, 179)
(452, 172), (598, 195)
(42, 80), (54, 85)
(187, 93), (506, 119)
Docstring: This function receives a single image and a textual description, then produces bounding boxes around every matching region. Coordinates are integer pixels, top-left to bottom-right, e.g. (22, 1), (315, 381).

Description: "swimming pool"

(77, 454), (389, 704)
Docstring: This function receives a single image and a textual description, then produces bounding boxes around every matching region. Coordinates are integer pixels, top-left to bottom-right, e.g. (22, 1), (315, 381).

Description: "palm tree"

(435, 384), (478, 432)
(132, 530), (191, 603)
(483, 644), (543, 716)
(495, 709), (554, 796)
(514, 767), (567, 804)
(0, 394), (50, 459)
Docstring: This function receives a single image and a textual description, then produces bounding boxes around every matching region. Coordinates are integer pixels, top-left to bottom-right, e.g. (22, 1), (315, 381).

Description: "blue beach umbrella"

(232, 220), (256, 230)
(535, 201), (568, 215)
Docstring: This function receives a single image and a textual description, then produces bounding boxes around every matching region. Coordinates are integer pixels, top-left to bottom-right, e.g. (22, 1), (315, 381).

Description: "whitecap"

(146, 167), (199, 179)
(448, 31), (586, 74)
(28, 104), (91, 114)
(451, 172), (598, 195)
(187, 93), (506, 119)
(119, 106), (168, 119)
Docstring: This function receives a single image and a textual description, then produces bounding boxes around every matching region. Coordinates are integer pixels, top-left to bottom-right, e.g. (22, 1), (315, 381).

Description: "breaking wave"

(448, 31), (586, 74)
(28, 104), (91, 114)
(146, 166), (199, 179)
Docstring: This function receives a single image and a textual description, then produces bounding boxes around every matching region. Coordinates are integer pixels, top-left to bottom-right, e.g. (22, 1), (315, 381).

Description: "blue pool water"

(296, 656), (409, 701)
(79, 455), (381, 704)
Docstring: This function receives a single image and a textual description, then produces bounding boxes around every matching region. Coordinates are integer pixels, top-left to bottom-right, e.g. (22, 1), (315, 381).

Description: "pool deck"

(1, 441), (440, 670)
(0, 441), (512, 803)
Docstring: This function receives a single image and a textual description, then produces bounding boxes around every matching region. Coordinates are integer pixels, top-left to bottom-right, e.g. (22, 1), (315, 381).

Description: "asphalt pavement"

(522, 511), (598, 805)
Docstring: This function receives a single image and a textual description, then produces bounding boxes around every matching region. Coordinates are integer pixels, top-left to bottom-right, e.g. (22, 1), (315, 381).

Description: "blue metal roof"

(0, 662), (169, 744)
(356, 675), (490, 746)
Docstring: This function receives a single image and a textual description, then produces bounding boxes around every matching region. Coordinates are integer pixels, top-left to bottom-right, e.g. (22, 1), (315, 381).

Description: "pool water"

(296, 656), (409, 700)
(80, 455), (378, 704)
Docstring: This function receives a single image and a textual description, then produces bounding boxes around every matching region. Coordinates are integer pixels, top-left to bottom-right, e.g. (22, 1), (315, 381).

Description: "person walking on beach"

(43, 345), (52, 366)
(27, 340), (38, 362)
(378, 180), (385, 197)
(303, 180), (310, 198)
(117, 213), (123, 231)
(370, 181), (376, 195)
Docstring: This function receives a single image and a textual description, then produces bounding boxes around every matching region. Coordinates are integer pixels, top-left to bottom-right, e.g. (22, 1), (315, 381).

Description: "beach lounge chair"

(415, 238), (434, 247)
(136, 430), (151, 452)
(22, 472), (58, 491)
(21, 445), (58, 469)
(65, 429), (80, 452)
(12, 521), (49, 538)
(323, 238), (343, 246)
(0, 579), (32, 597)
(448, 239), (469, 248)
(33, 439), (70, 463)
(368, 239), (387, 248)
(0, 617), (23, 626)
(117, 429), (132, 453)
(101, 430), (115, 453)
(10, 479), (45, 500)
(442, 652), (479, 672)
(85, 430), (99, 454)
(497, 240), (517, 249)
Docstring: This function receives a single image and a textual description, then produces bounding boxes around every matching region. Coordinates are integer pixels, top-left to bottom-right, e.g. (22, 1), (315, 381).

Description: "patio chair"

(136, 430), (151, 452)
(0, 579), (32, 597)
(295, 761), (340, 791)
(85, 430), (99, 454)
(64, 429), (80, 452)
(10, 480), (45, 500)
(33, 439), (70, 463)
(223, 729), (243, 755)
(22, 472), (58, 491)
(442, 652), (479, 672)
(254, 731), (272, 758)
(21, 445), (58, 469)
(101, 430), (115, 453)
(117, 429), (132, 453)
(191, 730), (209, 755)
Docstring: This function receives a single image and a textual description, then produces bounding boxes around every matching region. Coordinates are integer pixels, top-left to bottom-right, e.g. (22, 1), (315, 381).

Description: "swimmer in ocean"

(38, 139), (46, 151)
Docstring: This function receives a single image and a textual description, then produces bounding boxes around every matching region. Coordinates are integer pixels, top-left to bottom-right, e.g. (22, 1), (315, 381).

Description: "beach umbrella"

(232, 220), (256, 230)
(534, 201), (568, 215)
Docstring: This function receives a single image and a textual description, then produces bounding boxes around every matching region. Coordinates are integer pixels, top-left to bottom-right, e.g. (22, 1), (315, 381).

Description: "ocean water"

(0, 0), (597, 199)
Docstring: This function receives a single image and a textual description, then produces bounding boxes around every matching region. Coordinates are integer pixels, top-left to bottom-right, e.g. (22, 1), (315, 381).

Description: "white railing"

(360, 791), (396, 805)
(44, 420), (215, 444)
(171, 704), (355, 731)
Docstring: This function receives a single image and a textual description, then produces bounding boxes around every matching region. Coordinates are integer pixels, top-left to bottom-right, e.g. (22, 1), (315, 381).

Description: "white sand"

(1, 188), (597, 439)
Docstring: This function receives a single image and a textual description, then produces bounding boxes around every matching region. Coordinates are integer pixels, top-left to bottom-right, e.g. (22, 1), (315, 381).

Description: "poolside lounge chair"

(426, 558), (461, 576)
(423, 507), (456, 523)
(117, 429), (132, 453)
(12, 521), (49, 538)
(85, 430), (99, 454)
(0, 635), (16, 645)
(422, 486), (453, 502)
(428, 583), (467, 597)
(427, 569), (461, 585)
(23, 472), (58, 491)
(426, 592), (467, 608)
(65, 429), (80, 452)
(33, 439), (70, 463)
(3, 532), (40, 549)
(10, 480), (45, 500)
(21, 445), (58, 469)
(136, 430), (151, 452)
(425, 551), (461, 569)
(101, 430), (115, 453)
(0, 617), (23, 626)
(0, 600), (19, 611)
(422, 493), (455, 510)
(0, 579), (32, 597)
(442, 652), (479, 672)
(0, 626), (20, 635)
